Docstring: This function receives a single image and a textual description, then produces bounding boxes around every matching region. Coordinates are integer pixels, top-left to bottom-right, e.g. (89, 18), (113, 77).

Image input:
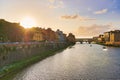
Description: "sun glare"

(20, 17), (36, 28)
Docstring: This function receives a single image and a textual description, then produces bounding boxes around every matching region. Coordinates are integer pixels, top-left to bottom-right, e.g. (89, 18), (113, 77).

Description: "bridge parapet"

(76, 38), (93, 44)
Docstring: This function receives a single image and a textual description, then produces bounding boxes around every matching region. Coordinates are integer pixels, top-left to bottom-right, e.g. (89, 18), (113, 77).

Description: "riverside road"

(13, 42), (120, 80)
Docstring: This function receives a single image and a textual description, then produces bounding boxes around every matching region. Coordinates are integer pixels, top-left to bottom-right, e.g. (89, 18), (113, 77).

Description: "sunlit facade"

(33, 32), (44, 41)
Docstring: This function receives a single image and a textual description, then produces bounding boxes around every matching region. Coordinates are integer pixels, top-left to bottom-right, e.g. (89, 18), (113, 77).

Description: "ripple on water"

(14, 43), (120, 80)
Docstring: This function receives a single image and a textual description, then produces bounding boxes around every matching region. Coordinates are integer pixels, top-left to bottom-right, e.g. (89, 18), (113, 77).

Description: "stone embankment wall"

(0, 42), (68, 68)
(105, 42), (120, 46)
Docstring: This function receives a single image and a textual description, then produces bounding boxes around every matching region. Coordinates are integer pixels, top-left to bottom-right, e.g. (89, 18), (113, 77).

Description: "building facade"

(97, 35), (105, 43)
(110, 30), (120, 42)
(56, 29), (66, 42)
(33, 31), (44, 41)
(104, 30), (120, 45)
(104, 32), (110, 43)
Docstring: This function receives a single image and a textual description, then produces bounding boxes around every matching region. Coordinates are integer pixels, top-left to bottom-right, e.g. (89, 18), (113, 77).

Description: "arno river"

(13, 42), (120, 80)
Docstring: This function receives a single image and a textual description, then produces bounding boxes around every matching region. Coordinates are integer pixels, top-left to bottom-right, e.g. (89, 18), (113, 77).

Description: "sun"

(20, 17), (36, 28)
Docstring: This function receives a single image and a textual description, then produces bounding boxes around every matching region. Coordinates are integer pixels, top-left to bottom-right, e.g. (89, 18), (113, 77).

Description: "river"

(13, 42), (120, 80)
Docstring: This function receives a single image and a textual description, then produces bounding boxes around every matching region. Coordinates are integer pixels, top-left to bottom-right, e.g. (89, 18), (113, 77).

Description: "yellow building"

(110, 30), (120, 43)
(33, 32), (44, 41)
(97, 35), (104, 43)
(104, 32), (110, 43)
(104, 30), (120, 45)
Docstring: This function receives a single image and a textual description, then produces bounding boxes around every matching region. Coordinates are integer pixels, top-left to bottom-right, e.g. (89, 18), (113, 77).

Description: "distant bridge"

(76, 38), (93, 44)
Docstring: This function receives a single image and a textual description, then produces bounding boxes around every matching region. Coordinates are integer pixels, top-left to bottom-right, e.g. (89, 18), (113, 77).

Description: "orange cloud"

(61, 14), (96, 21)
(61, 14), (78, 19)
(77, 24), (113, 37)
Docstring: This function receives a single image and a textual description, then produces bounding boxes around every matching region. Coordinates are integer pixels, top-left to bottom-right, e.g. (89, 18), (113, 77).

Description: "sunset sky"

(0, 0), (120, 38)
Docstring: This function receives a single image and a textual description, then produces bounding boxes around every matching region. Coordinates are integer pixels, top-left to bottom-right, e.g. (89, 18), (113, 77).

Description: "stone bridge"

(76, 38), (93, 44)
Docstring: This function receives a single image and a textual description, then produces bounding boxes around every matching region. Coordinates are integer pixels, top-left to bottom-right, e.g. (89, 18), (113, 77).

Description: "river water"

(13, 42), (120, 80)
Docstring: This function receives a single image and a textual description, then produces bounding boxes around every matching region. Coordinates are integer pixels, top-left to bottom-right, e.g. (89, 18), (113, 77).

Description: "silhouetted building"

(67, 33), (75, 44)
(56, 29), (66, 42)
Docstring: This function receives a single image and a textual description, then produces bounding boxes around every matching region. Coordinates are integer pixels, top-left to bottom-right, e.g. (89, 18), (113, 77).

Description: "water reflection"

(14, 43), (120, 80)
(103, 48), (108, 51)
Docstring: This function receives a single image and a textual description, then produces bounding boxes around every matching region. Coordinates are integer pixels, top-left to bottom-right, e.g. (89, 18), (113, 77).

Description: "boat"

(103, 46), (108, 51)
(103, 46), (106, 49)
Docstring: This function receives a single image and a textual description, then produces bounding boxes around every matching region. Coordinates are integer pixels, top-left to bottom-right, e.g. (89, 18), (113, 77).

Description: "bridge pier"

(80, 41), (83, 44)
(88, 41), (91, 44)
(76, 38), (93, 44)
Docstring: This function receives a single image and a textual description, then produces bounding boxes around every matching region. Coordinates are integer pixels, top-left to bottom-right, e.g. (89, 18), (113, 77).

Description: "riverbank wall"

(105, 42), (120, 47)
(95, 42), (120, 47)
(0, 42), (72, 79)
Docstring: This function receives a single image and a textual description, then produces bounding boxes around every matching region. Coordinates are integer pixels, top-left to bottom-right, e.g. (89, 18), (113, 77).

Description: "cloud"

(61, 14), (78, 19)
(79, 16), (96, 21)
(77, 24), (113, 37)
(48, 0), (55, 3)
(87, 8), (92, 11)
(61, 14), (96, 21)
(94, 9), (108, 14)
(48, 0), (64, 9)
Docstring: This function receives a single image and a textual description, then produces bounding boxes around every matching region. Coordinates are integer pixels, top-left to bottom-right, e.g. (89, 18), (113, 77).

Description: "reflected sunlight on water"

(14, 43), (120, 80)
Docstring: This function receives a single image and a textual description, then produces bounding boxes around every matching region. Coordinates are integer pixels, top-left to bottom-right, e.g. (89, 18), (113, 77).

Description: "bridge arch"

(76, 38), (93, 44)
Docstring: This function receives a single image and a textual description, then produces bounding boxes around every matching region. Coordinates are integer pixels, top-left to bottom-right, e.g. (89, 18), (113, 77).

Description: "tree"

(0, 19), (25, 42)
